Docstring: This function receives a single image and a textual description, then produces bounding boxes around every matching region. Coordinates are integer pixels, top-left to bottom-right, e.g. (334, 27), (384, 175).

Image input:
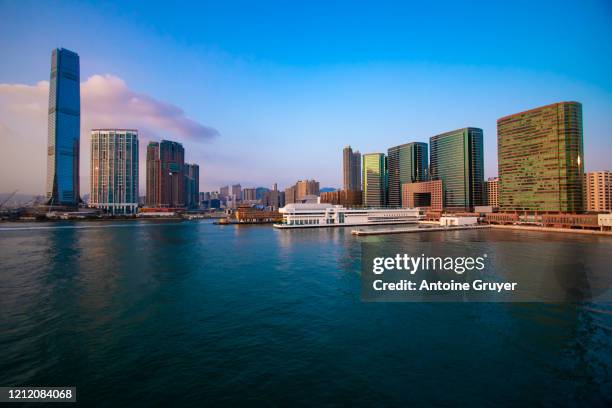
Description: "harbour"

(1, 221), (611, 406)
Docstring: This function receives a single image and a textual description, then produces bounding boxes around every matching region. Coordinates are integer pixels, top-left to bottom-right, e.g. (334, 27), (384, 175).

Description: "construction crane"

(0, 190), (18, 210)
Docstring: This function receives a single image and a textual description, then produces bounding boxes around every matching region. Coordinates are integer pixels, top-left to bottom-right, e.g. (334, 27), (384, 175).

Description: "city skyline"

(1, 1), (612, 194)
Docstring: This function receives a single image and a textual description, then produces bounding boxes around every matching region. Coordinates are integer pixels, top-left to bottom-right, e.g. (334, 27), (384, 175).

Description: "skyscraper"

(387, 142), (428, 207)
(160, 140), (185, 207)
(430, 127), (484, 211)
(497, 102), (584, 212)
(146, 142), (161, 206)
(184, 163), (200, 209)
(343, 146), (361, 191)
(362, 153), (387, 207)
(90, 129), (139, 214)
(46, 48), (80, 206)
(146, 140), (185, 207)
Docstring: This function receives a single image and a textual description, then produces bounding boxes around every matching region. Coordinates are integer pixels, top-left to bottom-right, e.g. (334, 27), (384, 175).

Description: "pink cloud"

(82, 74), (218, 140)
(0, 75), (218, 194)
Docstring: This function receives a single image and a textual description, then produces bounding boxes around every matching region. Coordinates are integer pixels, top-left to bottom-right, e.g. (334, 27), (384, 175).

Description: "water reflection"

(0, 222), (611, 405)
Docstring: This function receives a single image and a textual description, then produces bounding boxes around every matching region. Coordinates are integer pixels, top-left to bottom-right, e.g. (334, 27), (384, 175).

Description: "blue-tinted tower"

(46, 48), (80, 206)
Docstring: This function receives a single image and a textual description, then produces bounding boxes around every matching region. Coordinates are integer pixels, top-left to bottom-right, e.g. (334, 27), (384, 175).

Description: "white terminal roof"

(282, 203), (338, 211)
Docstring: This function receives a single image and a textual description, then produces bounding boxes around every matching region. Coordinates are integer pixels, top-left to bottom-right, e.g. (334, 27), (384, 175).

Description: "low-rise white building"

(274, 203), (420, 228)
(598, 213), (612, 230)
(439, 216), (478, 227)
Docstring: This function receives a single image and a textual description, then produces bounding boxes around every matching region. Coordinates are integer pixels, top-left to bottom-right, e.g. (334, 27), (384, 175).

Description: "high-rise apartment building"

(584, 171), (612, 212)
(219, 186), (230, 198)
(232, 184), (242, 198)
(146, 140), (185, 207)
(296, 179), (320, 200)
(90, 129), (139, 214)
(284, 185), (297, 204)
(430, 127), (484, 211)
(146, 142), (161, 206)
(242, 188), (257, 201)
(46, 48), (80, 206)
(343, 146), (361, 191)
(484, 177), (499, 207)
(263, 183), (284, 209)
(387, 142), (428, 207)
(362, 153), (387, 207)
(184, 163), (199, 209)
(497, 102), (584, 212)
(320, 190), (363, 208)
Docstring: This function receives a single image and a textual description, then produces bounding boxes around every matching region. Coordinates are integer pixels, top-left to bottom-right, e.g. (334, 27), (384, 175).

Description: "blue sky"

(1, 0), (611, 193)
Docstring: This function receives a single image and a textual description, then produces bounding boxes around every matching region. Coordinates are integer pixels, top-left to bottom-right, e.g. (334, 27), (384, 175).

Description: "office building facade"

(343, 146), (361, 191)
(387, 142), (428, 207)
(362, 153), (387, 207)
(90, 129), (139, 214)
(430, 127), (484, 211)
(497, 102), (584, 212)
(584, 171), (612, 212)
(402, 180), (443, 212)
(46, 48), (81, 206)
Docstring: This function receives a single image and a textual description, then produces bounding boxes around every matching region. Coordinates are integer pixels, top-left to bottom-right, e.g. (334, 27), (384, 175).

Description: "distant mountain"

(319, 187), (337, 193)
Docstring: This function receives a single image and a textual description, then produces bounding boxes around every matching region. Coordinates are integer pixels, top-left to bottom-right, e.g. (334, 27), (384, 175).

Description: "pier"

(351, 225), (491, 236)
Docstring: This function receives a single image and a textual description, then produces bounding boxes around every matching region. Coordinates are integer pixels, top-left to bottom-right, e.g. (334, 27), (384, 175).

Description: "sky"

(0, 0), (611, 194)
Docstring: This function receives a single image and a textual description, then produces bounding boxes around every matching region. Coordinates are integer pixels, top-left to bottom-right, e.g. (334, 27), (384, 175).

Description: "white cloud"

(0, 75), (218, 194)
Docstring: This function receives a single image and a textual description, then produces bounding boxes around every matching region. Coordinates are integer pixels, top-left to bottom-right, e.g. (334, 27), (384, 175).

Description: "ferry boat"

(273, 203), (420, 229)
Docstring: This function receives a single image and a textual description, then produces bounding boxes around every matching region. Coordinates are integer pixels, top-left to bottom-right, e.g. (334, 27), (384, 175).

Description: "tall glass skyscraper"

(362, 153), (387, 207)
(387, 142), (428, 207)
(184, 163), (200, 209)
(497, 102), (584, 212)
(46, 48), (81, 206)
(90, 129), (139, 214)
(430, 127), (484, 211)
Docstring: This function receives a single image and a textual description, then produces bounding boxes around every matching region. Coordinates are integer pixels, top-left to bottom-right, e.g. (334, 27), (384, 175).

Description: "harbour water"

(1, 220), (611, 406)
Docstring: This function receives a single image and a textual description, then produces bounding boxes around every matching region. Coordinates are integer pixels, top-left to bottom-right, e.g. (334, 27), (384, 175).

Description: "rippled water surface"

(1, 221), (611, 406)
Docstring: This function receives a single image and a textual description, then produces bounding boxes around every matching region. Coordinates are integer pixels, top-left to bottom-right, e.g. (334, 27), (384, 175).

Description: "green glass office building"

(497, 102), (584, 212)
(362, 153), (387, 207)
(387, 142), (428, 207)
(430, 127), (484, 211)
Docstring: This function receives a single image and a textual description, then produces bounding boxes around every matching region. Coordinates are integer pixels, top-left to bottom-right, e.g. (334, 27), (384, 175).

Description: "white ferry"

(273, 203), (420, 229)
